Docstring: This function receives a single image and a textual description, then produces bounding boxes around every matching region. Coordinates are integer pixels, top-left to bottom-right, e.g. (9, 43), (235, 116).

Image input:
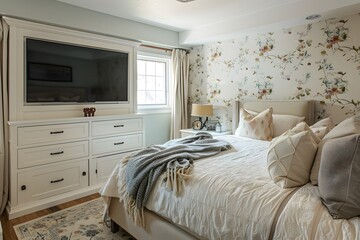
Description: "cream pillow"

(235, 108), (273, 141)
(272, 114), (305, 137)
(311, 117), (335, 130)
(310, 117), (334, 139)
(310, 115), (360, 185)
(290, 122), (321, 144)
(267, 130), (317, 188)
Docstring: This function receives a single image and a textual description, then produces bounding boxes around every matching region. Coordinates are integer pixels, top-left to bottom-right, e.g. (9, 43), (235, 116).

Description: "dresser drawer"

(17, 159), (88, 204)
(18, 141), (89, 169)
(18, 123), (89, 146)
(92, 133), (143, 156)
(92, 118), (142, 137)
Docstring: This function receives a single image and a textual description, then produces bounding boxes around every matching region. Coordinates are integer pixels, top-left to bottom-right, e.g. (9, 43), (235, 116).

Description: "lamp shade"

(191, 104), (213, 117)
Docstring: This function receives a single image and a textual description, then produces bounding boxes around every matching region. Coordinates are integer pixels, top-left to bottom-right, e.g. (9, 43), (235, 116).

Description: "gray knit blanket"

(121, 132), (231, 225)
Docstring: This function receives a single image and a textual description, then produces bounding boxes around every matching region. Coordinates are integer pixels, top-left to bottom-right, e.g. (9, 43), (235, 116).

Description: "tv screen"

(25, 38), (129, 103)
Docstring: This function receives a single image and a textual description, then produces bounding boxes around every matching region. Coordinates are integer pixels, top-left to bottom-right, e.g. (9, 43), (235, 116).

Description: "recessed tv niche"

(25, 38), (129, 103)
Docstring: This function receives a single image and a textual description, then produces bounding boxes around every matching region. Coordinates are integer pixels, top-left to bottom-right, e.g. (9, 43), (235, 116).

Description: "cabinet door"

(18, 159), (88, 204)
(96, 153), (127, 184)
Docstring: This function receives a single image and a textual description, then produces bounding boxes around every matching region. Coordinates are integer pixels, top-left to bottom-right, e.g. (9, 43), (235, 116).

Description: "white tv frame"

(4, 17), (140, 121)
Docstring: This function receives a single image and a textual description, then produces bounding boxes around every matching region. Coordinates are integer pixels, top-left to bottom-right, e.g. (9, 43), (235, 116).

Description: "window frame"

(136, 52), (171, 112)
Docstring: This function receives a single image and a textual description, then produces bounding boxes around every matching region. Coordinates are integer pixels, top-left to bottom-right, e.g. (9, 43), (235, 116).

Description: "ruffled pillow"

(235, 108), (273, 141)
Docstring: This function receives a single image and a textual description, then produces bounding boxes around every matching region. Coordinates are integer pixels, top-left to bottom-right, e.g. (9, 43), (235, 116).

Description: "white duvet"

(100, 135), (360, 240)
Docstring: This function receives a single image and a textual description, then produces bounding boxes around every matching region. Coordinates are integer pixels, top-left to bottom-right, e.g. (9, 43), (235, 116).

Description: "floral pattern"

(14, 198), (135, 240)
(188, 13), (360, 127)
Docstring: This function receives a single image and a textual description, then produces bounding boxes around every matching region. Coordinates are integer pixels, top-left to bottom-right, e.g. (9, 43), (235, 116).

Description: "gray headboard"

(232, 100), (315, 133)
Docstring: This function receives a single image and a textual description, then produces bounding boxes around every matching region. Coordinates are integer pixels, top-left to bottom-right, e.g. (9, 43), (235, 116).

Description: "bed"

(100, 100), (360, 240)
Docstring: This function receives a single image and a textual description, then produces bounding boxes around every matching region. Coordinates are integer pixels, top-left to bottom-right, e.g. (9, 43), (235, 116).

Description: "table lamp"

(191, 104), (213, 130)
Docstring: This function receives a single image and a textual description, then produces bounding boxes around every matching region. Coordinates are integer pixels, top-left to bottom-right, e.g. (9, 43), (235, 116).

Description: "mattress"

(100, 135), (360, 239)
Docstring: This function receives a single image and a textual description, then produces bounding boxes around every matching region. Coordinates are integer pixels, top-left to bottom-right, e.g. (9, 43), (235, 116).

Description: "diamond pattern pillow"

(235, 108), (273, 141)
(267, 130), (317, 188)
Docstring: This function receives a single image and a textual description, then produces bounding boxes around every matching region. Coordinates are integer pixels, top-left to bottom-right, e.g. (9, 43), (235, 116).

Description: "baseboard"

(7, 185), (102, 220)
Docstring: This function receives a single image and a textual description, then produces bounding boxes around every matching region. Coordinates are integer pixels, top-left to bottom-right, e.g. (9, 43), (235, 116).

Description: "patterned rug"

(14, 198), (135, 240)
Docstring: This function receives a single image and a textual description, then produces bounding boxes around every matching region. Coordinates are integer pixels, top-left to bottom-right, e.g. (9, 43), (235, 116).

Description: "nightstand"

(180, 129), (232, 138)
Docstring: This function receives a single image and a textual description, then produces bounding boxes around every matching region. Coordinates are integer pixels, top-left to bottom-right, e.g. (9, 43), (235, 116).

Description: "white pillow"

(235, 108), (273, 141)
(310, 117), (334, 139)
(291, 122), (321, 144)
(267, 130), (317, 188)
(323, 115), (360, 140)
(310, 115), (360, 185)
(311, 117), (335, 129)
(272, 114), (305, 137)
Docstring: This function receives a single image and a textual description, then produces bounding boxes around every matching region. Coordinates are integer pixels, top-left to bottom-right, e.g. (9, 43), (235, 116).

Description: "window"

(137, 54), (170, 108)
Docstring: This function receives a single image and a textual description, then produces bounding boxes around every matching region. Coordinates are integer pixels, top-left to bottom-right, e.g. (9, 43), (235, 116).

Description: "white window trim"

(137, 51), (172, 113)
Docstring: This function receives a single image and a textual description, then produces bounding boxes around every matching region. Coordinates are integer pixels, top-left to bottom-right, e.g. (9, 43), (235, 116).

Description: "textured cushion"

(310, 115), (360, 185)
(235, 108), (273, 141)
(319, 134), (360, 219)
(272, 114), (305, 137)
(267, 130), (317, 188)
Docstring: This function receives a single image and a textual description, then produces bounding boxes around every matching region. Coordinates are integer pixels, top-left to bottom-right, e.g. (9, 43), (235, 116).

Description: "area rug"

(14, 198), (135, 240)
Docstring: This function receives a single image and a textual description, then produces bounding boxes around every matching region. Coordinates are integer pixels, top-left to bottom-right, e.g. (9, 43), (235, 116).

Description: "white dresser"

(8, 114), (144, 219)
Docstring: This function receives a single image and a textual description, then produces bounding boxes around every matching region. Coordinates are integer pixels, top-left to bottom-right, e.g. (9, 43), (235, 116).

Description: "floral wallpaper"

(188, 13), (360, 129)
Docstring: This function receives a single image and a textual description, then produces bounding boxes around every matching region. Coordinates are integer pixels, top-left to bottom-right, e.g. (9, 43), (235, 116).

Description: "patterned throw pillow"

(235, 108), (273, 141)
(267, 130), (317, 188)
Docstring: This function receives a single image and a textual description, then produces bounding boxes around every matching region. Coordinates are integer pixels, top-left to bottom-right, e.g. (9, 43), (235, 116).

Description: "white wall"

(0, 0), (179, 48)
(143, 113), (171, 146)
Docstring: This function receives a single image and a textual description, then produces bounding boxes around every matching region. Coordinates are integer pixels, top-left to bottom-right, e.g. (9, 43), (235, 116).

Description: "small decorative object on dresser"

(83, 107), (96, 117)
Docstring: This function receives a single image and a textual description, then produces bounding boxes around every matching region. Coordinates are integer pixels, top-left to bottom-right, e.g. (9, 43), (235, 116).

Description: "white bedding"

(100, 135), (360, 240)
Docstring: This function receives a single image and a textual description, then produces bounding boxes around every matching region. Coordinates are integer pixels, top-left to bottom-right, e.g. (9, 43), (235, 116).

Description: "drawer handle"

(50, 178), (64, 184)
(21, 185), (26, 191)
(50, 151), (64, 156)
(50, 131), (64, 134)
(114, 142), (124, 145)
(82, 171), (87, 176)
(114, 124), (124, 128)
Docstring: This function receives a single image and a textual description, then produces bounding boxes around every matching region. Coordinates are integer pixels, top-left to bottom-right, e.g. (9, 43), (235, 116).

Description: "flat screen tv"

(25, 38), (129, 103)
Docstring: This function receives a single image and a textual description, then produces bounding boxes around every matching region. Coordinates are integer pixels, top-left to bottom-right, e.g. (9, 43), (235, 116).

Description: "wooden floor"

(0, 193), (100, 240)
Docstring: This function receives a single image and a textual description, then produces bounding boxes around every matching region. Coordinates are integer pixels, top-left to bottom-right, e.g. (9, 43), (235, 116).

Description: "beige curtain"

(170, 49), (189, 139)
(0, 19), (9, 214)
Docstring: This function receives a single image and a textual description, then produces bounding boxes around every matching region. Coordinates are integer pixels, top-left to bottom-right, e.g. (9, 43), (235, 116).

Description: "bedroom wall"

(0, 0), (179, 48)
(188, 13), (360, 128)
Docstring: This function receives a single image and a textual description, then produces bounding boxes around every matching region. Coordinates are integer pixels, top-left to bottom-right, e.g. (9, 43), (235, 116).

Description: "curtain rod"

(140, 44), (173, 52)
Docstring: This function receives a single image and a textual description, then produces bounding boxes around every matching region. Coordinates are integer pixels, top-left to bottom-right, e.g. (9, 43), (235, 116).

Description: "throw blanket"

(120, 132), (231, 225)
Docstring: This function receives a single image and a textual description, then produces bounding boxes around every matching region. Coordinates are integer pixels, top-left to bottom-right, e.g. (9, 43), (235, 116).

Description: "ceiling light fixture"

(305, 14), (321, 20)
(176, 0), (195, 2)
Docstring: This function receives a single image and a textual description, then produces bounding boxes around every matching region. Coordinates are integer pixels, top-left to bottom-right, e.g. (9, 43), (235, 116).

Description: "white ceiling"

(57, 0), (360, 46)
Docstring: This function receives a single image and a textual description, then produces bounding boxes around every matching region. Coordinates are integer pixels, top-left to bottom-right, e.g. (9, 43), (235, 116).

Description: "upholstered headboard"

(232, 100), (315, 133)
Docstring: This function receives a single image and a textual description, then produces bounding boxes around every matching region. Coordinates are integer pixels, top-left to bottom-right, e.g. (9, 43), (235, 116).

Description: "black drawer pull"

(21, 185), (26, 191)
(50, 151), (64, 156)
(114, 142), (124, 145)
(82, 171), (87, 176)
(114, 124), (124, 128)
(50, 131), (64, 134)
(50, 178), (64, 183)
